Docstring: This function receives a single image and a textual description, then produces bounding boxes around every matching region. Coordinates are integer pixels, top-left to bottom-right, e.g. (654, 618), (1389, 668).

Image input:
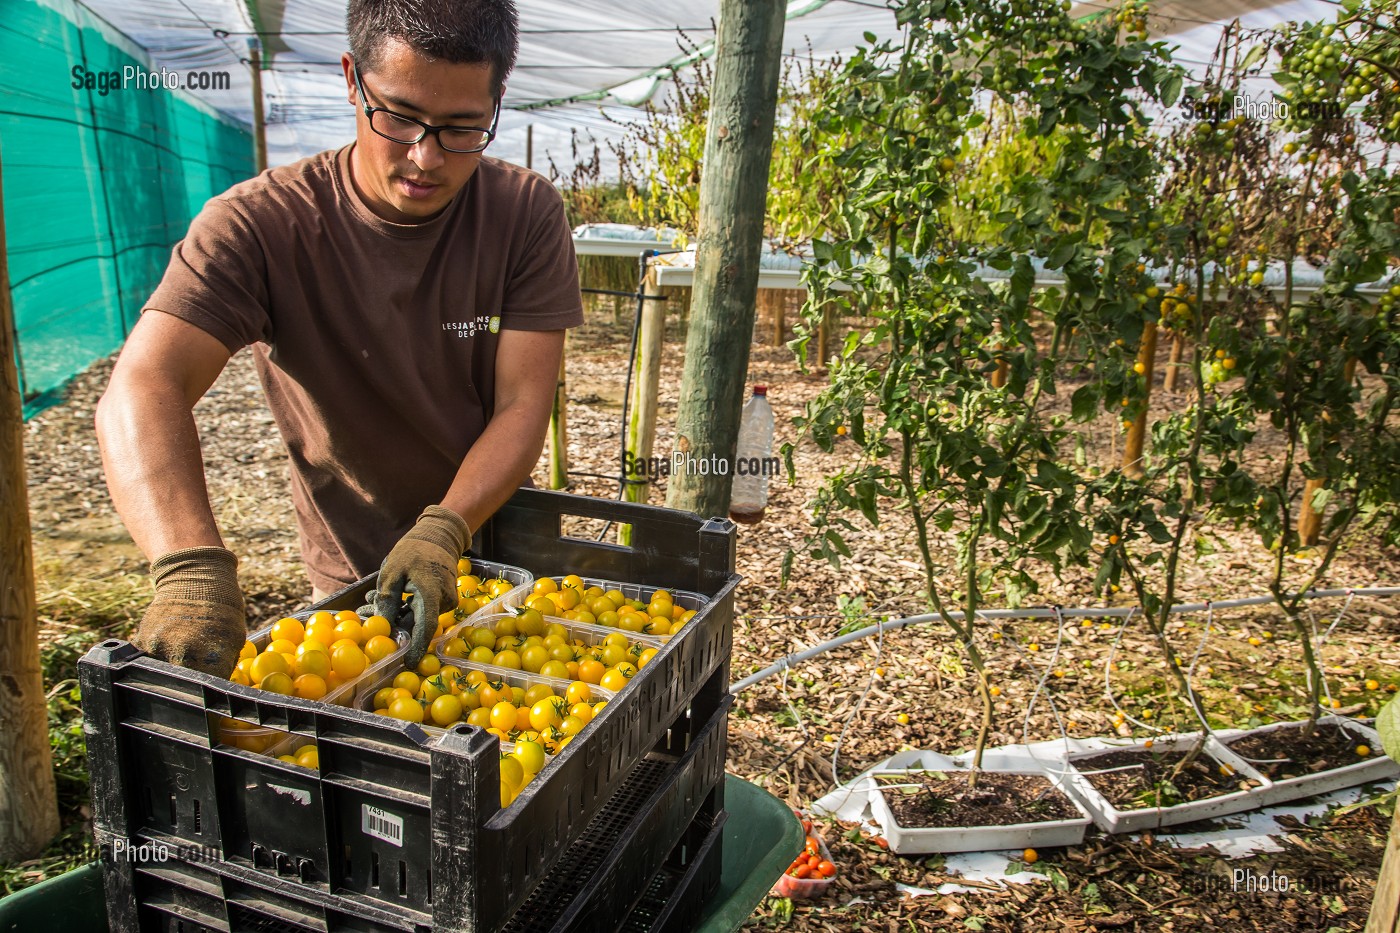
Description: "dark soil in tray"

(876, 771), (1082, 828)
(1226, 721), (1373, 781)
(1072, 745), (1261, 810)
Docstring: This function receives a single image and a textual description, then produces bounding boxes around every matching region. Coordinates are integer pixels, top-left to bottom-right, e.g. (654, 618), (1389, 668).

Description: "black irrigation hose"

(575, 247), (687, 540)
(592, 254), (654, 540)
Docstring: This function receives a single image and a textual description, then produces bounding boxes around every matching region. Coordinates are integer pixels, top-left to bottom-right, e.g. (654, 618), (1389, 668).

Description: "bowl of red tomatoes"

(773, 814), (838, 899)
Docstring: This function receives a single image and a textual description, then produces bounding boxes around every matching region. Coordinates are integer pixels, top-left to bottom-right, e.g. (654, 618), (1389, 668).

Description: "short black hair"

(347, 0), (519, 97)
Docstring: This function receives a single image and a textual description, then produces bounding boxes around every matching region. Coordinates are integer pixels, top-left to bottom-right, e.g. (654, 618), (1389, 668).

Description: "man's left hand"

(375, 505), (470, 669)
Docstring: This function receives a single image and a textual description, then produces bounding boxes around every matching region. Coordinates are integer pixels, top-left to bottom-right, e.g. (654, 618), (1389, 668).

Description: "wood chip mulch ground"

(20, 300), (1400, 931)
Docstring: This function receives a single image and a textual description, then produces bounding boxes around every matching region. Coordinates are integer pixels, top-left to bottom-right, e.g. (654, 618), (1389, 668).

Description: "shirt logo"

(442, 314), (499, 339)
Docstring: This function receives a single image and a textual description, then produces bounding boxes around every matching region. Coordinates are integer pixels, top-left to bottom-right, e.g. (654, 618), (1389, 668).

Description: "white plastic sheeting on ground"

(812, 738), (1396, 895)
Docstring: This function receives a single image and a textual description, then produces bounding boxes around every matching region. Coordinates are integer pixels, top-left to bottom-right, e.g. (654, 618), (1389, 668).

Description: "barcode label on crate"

(361, 805), (403, 847)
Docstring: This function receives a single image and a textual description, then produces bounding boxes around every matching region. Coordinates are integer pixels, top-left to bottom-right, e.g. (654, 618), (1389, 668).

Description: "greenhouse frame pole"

(250, 43), (268, 173)
(666, 0), (786, 519)
(0, 145), (60, 861)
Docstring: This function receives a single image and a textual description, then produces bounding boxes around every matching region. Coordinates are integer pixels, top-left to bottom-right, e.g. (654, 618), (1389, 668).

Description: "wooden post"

(625, 267), (666, 505)
(1366, 804), (1400, 933)
(1162, 332), (1185, 393)
(816, 300), (831, 368)
(619, 267), (666, 546)
(1122, 321), (1158, 479)
(0, 145), (61, 861)
(547, 354), (568, 489)
(985, 322), (1008, 386)
(665, 0), (786, 519)
(770, 290), (785, 346)
(249, 44), (267, 173)
(1298, 356), (1358, 546)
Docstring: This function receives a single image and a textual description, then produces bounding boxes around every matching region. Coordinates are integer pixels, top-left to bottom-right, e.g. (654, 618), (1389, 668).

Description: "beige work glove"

(375, 506), (470, 669)
(135, 546), (247, 677)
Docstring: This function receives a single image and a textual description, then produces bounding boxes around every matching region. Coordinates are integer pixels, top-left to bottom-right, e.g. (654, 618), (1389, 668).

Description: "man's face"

(342, 39), (499, 224)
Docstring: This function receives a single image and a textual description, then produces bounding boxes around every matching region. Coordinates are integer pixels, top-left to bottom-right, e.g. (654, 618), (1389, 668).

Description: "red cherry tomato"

(817, 860), (837, 878)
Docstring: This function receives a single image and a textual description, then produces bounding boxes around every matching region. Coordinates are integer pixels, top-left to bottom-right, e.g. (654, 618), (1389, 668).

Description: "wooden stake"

(620, 268), (666, 546)
(1366, 803), (1400, 933)
(816, 300), (831, 368)
(1162, 331), (1184, 393)
(665, 0), (786, 519)
(547, 354), (568, 489)
(1298, 356), (1358, 546)
(0, 144), (60, 861)
(625, 267), (666, 506)
(990, 322), (1010, 388)
(771, 290), (785, 346)
(1122, 321), (1159, 479)
(250, 46), (267, 173)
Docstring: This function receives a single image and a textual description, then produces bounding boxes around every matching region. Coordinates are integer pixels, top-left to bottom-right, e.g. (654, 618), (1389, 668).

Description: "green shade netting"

(2, 0), (253, 419)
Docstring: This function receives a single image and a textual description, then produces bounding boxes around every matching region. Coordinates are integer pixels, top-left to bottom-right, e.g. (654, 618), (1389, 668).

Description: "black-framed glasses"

(352, 63), (499, 154)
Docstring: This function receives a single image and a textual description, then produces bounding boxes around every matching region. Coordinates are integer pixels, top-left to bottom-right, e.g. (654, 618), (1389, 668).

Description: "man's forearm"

(439, 398), (551, 536)
(96, 380), (225, 559)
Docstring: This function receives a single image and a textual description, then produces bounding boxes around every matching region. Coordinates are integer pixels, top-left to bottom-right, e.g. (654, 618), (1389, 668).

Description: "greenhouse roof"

(74, 0), (1330, 175)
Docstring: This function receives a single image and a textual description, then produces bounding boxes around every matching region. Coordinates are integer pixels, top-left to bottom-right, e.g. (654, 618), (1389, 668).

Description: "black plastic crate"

(97, 812), (726, 933)
(619, 810), (726, 933)
(313, 488), (737, 615)
(94, 693), (731, 933)
(81, 489), (738, 933)
(500, 697), (730, 933)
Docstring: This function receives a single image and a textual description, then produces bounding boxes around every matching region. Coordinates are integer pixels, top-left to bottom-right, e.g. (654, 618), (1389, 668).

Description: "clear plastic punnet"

(214, 617), (409, 754)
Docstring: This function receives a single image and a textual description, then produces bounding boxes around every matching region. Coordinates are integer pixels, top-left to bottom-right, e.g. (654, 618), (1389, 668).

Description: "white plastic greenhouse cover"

(74, 0), (1330, 174)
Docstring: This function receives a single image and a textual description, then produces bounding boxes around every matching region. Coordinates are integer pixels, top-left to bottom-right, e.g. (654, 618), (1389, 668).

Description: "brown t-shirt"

(145, 145), (583, 592)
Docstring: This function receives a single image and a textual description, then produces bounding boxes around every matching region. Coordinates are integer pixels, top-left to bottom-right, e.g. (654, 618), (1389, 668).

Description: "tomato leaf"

(1071, 385), (1101, 423)
(1377, 696), (1400, 764)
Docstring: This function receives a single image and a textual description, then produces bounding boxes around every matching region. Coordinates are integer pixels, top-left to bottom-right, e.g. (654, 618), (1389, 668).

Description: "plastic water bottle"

(730, 385), (774, 525)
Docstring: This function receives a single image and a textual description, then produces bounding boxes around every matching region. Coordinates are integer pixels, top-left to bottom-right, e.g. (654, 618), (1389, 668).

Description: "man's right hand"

(374, 506), (471, 670)
(134, 546), (248, 677)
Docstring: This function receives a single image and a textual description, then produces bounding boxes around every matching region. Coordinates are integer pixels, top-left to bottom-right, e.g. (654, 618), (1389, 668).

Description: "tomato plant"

(613, 38), (850, 249)
(1196, 1), (1400, 729)
(786, 0), (1183, 783)
(775, 0), (1399, 788)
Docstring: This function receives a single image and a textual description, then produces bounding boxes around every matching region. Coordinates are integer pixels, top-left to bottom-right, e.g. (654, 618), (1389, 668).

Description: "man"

(95, 0), (580, 675)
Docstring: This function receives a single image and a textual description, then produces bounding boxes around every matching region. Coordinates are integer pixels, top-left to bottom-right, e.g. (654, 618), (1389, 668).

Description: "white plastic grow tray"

(867, 766), (1093, 854)
(1057, 733), (1273, 834)
(1220, 715), (1400, 808)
